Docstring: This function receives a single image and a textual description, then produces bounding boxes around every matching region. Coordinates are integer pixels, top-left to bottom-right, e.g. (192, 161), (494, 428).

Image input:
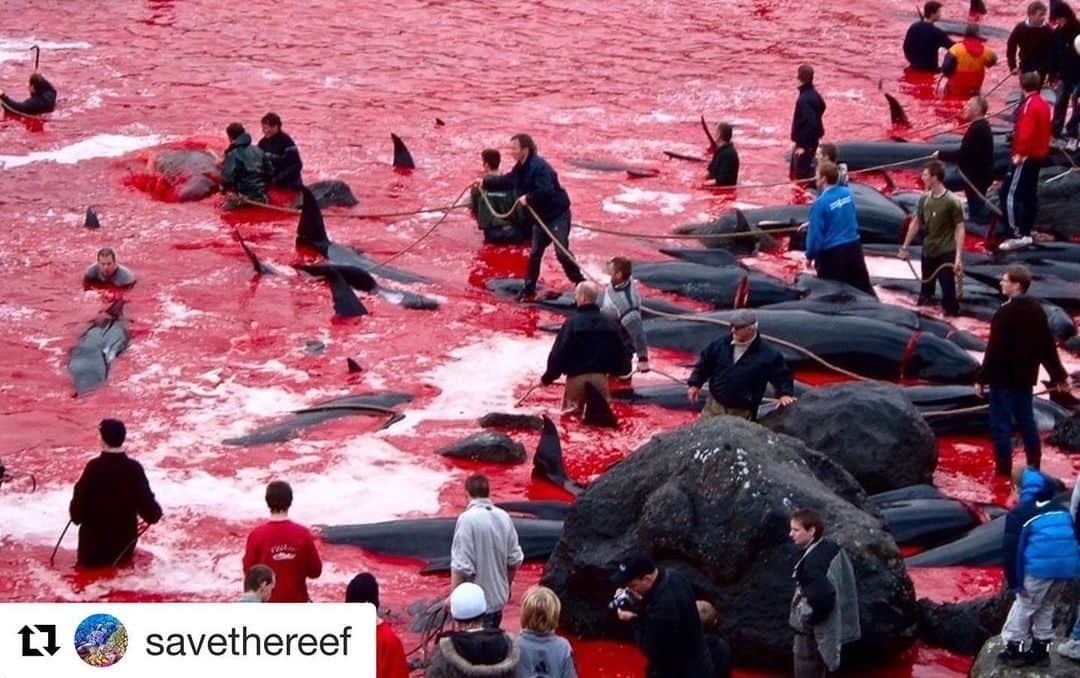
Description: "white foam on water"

(389, 334), (553, 435)
(0, 134), (166, 170)
(606, 185), (693, 215)
(0, 38), (92, 64)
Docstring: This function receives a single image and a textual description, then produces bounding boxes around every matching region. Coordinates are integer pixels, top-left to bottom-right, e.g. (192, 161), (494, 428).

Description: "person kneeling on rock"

(541, 281), (629, 414)
(686, 309), (796, 421)
(789, 508), (861, 678)
(611, 551), (714, 677)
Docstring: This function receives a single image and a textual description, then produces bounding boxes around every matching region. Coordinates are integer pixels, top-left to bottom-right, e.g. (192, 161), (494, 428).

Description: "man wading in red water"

(477, 134), (584, 302)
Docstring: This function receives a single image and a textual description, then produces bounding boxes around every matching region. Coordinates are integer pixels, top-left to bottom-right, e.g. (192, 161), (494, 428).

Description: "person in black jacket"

(480, 134), (584, 301)
(1008, 2), (1054, 76)
(790, 64), (827, 181)
(1049, 3), (1080, 141)
(789, 508), (860, 678)
(0, 72), (57, 115)
(69, 419), (163, 568)
(612, 551), (714, 678)
(686, 309), (796, 421)
(976, 265), (1071, 474)
(257, 112), (303, 190)
(903, 2), (955, 72)
(935, 95), (996, 224)
(542, 282), (629, 413)
(705, 122), (739, 187)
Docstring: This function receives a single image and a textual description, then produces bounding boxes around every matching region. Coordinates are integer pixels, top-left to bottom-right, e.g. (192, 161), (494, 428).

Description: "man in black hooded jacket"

(257, 112), (304, 190)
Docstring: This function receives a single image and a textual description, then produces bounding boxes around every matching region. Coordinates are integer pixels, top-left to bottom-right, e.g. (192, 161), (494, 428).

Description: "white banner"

(0, 603), (375, 678)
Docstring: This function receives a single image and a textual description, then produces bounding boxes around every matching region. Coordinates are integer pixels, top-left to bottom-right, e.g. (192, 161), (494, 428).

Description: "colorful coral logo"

(74, 613), (128, 668)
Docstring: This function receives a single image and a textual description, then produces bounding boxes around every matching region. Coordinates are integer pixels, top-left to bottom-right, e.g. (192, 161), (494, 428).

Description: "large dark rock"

(541, 417), (917, 671)
(1050, 414), (1080, 452)
(970, 635), (1080, 677)
(917, 589), (1010, 656)
(437, 432), (526, 464)
(760, 382), (938, 493)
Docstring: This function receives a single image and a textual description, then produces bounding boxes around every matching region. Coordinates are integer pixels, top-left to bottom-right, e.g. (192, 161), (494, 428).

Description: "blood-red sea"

(1, 1), (1078, 675)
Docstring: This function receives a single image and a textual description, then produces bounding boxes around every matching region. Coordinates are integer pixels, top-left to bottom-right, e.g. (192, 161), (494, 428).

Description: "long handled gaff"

(111, 522), (151, 568)
(30, 45), (40, 71)
(50, 520), (72, 567)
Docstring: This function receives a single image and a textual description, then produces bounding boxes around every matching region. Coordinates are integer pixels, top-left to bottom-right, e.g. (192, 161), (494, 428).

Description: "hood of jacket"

(439, 631), (518, 675)
(961, 37), (985, 57)
(1019, 468), (1057, 503)
(227, 132), (253, 150)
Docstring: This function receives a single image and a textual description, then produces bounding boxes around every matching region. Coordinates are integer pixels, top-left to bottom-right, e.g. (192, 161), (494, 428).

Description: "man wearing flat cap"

(69, 418), (162, 568)
(612, 551), (713, 678)
(686, 309), (797, 420)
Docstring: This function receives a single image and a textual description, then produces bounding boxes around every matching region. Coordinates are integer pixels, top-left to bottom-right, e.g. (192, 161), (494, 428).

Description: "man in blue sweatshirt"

(998, 467), (1080, 667)
(903, 2), (955, 72)
(804, 162), (875, 296)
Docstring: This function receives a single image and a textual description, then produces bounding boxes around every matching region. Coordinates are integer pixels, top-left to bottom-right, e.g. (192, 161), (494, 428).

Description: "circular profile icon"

(74, 613), (128, 668)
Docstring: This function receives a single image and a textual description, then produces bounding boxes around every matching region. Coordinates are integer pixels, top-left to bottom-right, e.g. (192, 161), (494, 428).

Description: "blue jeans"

(1072, 605), (1080, 641)
(988, 387), (1041, 469)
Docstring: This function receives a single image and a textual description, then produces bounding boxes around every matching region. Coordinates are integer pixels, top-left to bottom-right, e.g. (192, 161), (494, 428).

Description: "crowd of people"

(8, 1), (1077, 676)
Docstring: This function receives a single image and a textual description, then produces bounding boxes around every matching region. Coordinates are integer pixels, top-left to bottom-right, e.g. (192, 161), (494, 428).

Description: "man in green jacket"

(221, 122), (268, 205)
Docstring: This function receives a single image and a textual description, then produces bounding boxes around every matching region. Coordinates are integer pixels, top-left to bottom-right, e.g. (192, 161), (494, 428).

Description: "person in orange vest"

(943, 24), (999, 97)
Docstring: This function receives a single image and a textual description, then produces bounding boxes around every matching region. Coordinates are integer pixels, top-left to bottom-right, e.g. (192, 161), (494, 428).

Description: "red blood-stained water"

(2, 2), (1078, 676)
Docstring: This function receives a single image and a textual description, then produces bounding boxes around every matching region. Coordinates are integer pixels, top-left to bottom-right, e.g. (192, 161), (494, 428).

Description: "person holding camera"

(611, 551), (713, 678)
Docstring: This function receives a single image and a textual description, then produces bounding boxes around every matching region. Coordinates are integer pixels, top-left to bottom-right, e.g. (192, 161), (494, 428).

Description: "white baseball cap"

(450, 582), (487, 621)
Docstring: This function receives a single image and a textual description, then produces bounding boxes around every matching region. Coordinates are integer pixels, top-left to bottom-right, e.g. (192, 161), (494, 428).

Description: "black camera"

(609, 588), (635, 611)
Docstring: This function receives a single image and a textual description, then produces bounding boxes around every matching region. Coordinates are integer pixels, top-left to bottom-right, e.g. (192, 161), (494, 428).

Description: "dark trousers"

(919, 250), (959, 316)
(790, 144), (818, 181)
(1053, 79), (1078, 135)
(814, 240), (876, 297)
(1066, 83), (1080, 138)
(793, 632), (831, 678)
(988, 387), (1041, 471)
(998, 159), (1041, 238)
(945, 169), (992, 224)
(523, 209), (584, 293)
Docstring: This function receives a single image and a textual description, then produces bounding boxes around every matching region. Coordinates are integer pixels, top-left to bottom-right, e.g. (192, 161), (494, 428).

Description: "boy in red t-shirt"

(242, 481), (322, 603)
(346, 573), (409, 678)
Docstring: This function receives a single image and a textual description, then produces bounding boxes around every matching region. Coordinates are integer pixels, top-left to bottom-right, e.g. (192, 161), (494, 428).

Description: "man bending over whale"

(221, 122), (268, 205)
(0, 72), (57, 115)
(478, 134), (584, 301)
(84, 248), (136, 288)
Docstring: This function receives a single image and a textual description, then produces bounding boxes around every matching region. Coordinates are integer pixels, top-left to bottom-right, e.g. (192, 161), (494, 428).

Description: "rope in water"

(236, 194), (469, 220)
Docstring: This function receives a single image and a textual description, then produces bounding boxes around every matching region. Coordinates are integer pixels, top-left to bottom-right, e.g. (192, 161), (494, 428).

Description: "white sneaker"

(1067, 138), (1079, 152)
(999, 236), (1033, 251)
(1057, 638), (1080, 660)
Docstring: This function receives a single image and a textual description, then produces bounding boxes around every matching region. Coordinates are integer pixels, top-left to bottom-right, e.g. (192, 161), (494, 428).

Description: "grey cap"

(730, 309), (757, 328)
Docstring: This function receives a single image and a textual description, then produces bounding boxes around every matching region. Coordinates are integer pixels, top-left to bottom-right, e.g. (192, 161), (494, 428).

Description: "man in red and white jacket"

(243, 480), (323, 602)
(998, 72), (1051, 251)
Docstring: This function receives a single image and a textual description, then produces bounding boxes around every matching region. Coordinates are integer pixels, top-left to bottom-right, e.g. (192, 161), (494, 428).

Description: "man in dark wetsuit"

(790, 64), (827, 181)
(221, 122), (268, 204)
(69, 419), (162, 568)
(257, 112), (303, 191)
(903, 2), (954, 72)
(84, 247), (136, 288)
(705, 122), (739, 187)
(0, 73), (57, 115)
(479, 134), (584, 301)
(470, 149), (530, 245)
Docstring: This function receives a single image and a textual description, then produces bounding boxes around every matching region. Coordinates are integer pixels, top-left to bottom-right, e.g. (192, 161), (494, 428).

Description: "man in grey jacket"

(451, 474), (524, 629)
(599, 257), (649, 377)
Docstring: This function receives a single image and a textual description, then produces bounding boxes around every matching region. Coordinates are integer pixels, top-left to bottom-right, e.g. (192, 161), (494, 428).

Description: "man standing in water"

(805, 162), (875, 296)
(790, 64), (827, 181)
(69, 419), (163, 568)
(221, 122), (269, 205)
(258, 112), (303, 191)
(479, 134), (584, 301)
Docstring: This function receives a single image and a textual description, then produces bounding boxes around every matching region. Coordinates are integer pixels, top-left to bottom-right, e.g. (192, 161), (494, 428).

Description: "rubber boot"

(1023, 638), (1051, 666)
(997, 640), (1026, 667)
